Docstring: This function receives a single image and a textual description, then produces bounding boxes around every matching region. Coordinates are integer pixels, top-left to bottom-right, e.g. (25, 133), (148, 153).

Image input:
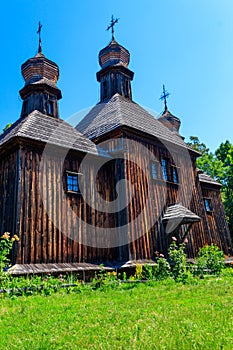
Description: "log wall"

(201, 184), (232, 254)
(94, 128), (232, 259)
(2, 129), (231, 265)
(16, 143), (119, 264)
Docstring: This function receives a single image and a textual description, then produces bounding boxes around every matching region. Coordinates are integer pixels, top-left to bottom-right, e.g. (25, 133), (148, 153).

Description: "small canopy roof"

(162, 203), (200, 232)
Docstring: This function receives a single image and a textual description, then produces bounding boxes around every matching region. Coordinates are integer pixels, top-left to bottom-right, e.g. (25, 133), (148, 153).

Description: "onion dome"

(19, 51), (61, 118)
(97, 39), (134, 102)
(21, 51), (59, 86)
(98, 39), (130, 69)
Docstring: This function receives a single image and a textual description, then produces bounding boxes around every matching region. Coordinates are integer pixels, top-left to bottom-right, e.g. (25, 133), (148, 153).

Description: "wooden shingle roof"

(162, 203), (201, 224)
(0, 110), (109, 157)
(198, 171), (222, 187)
(76, 93), (196, 152)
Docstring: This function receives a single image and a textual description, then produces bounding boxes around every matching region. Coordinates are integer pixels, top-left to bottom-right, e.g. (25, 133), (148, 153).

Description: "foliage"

(196, 244), (225, 276)
(2, 123), (12, 133)
(0, 240), (228, 298)
(187, 136), (233, 239)
(168, 237), (189, 282)
(187, 136), (225, 181)
(0, 233), (19, 273)
(1, 277), (233, 349)
(90, 266), (120, 290)
(143, 257), (170, 281)
(215, 140), (233, 236)
(134, 263), (143, 279)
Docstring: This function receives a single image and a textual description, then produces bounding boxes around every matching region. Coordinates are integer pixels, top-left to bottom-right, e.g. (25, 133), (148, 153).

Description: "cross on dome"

(37, 21), (43, 53)
(106, 15), (119, 40)
(160, 84), (170, 111)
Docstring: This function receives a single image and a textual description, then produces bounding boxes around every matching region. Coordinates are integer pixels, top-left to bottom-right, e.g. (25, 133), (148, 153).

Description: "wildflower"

(159, 253), (164, 258)
(11, 238), (15, 242)
(13, 234), (20, 241)
(1, 232), (10, 239)
(172, 236), (177, 241)
(184, 238), (188, 244)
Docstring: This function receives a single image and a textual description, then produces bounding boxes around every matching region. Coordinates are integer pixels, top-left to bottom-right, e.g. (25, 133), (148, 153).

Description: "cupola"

(158, 109), (181, 133)
(158, 85), (181, 133)
(96, 17), (134, 102)
(19, 23), (62, 118)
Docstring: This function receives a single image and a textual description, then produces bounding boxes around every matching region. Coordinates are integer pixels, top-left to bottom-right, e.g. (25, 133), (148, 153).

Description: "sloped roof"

(76, 93), (196, 152)
(0, 110), (109, 157)
(198, 171), (222, 187)
(162, 203), (201, 224)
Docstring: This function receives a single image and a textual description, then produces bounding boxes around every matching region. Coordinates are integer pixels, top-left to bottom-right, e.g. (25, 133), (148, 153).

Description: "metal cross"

(160, 84), (170, 111)
(37, 21), (43, 53)
(106, 15), (119, 40)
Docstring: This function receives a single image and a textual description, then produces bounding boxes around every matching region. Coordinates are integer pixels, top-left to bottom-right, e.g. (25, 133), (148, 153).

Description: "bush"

(0, 233), (19, 272)
(168, 237), (189, 283)
(196, 244), (225, 276)
(143, 256), (170, 281)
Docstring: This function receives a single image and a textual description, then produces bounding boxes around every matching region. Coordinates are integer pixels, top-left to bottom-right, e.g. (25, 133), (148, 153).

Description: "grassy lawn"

(0, 277), (233, 350)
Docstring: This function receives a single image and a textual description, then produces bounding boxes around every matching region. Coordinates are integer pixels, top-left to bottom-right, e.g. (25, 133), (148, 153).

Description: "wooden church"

(0, 23), (232, 272)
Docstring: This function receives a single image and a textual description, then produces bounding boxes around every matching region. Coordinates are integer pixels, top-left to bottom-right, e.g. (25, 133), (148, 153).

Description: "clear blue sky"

(0, 0), (232, 151)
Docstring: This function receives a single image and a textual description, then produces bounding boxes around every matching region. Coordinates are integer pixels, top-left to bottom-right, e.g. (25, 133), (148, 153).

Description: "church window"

(103, 81), (107, 99)
(171, 165), (179, 184)
(204, 198), (212, 212)
(151, 161), (159, 180)
(47, 100), (54, 115)
(161, 158), (169, 181)
(22, 100), (28, 115)
(124, 80), (129, 98)
(66, 171), (80, 193)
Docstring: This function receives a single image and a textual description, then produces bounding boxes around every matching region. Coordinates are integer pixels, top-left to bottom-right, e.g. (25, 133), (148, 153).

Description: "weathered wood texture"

(0, 148), (19, 236)
(201, 184), (232, 254)
(1, 128), (232, 265)
(14, 143), (119, 264)
(93, 128), (232, 259)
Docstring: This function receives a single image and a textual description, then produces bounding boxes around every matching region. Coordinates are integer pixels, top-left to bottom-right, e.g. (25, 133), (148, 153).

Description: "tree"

(2, 123), (12, 133)
(187, 137), (233, 239)
(215, 141), (233, 236)
(187, 136), (225, 182)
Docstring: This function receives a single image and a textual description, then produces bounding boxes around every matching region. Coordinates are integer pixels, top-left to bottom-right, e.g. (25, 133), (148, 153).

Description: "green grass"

(0, 277), (233, 349)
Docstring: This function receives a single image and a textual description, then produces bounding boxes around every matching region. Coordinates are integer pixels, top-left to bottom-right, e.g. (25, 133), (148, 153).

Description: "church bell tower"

(97, 16), (134, 102)
(19, 22), (62, 118)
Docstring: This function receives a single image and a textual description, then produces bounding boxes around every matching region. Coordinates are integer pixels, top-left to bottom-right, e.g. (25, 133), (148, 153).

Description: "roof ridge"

(75, 95), (198, 153)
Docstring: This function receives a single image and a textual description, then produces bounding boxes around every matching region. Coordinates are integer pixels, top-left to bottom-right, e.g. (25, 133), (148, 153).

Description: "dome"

(158, 109), (181, 133)
(21, 52), (59, 85)
(98, 39), (130, 69)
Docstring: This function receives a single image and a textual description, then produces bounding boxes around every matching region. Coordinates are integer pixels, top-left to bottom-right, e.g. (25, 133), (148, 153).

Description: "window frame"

(102, 80), (107, 99)
(161, 158), (169, 181)
(204, 197), (212, 213)
(151, 160), (160, 180)
(171, 165), (179, 184)
(66, 171), (82, 194)
(47, 100), (54, 115)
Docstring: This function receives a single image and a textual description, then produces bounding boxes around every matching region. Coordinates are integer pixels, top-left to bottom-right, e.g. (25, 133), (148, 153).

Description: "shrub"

(0, 233), (19, 272)
(168, 237), (189, 282)
(196, 244), (225, 276)
(134, 263), (143, 279)
(154, 255), (171, 280)
(143, 256), (170, 281)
